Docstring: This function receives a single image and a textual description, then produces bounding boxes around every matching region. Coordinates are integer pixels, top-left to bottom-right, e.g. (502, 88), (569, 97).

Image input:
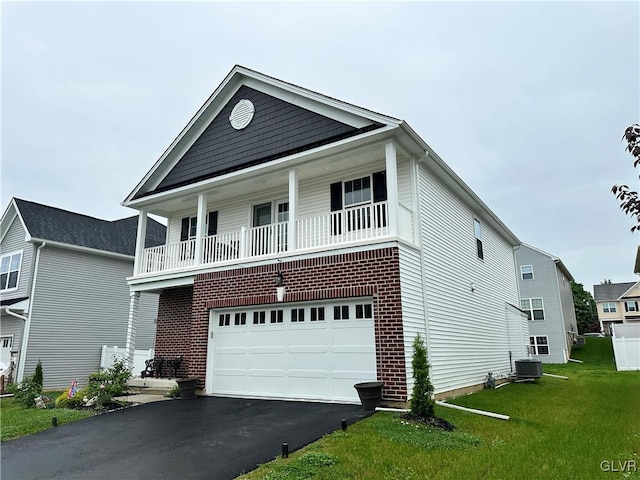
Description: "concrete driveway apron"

(1, 397), (371, 480)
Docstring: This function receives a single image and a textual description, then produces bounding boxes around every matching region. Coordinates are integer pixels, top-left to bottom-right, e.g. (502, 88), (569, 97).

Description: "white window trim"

(625, 300), (638, 312)
(529, 335), (550, 355)
(0, 249), (23, 292)
(473, 218), (484, 260)
(520, 265), (534, 280)
(521, 297), (545, 321)
(602, 302), (617, 313)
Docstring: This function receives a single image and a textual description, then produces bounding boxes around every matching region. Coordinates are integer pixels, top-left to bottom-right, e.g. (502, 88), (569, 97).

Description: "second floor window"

(602, 302), (617, 313)
(521, 298), (545, 321)
(474, 219), (484, 260)
(180, 211), (218, 241)
(520, 265), (533, 280)
(0, 251), (22, 291)
(344, 176), (371, 207)
(625, 301), (638, 312)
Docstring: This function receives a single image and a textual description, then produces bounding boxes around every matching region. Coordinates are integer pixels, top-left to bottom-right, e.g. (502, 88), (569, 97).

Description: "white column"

(133, 210), (148, 275)
(288, 169), (298, 252)
(125, 291), (140, 371)
(194, 193), (207, 265)
(385, 141), (399, 237)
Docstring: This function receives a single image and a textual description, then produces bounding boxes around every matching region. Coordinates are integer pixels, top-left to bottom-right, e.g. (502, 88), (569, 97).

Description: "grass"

(240, 337), (640, 479)
(1, 391), (94, 441)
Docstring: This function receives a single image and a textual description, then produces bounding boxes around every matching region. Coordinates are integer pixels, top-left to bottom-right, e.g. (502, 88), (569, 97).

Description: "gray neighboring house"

(0, 198), (166, 389)
(515, 244), (578, 363)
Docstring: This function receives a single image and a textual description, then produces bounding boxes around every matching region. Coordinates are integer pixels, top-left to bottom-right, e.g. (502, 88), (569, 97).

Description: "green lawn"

(1, 392), (93, 441)
(240, 337), (640, 479)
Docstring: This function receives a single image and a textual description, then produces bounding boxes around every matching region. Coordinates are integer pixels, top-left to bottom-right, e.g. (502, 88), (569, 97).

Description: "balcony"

(137, 201), (415, 276)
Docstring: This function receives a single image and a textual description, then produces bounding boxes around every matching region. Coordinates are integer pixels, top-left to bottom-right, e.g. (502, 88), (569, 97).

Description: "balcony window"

(0, 250), (22, 291)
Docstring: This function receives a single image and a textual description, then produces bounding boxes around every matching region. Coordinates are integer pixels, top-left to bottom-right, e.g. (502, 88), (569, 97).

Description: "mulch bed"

(399, 412), (456, 431)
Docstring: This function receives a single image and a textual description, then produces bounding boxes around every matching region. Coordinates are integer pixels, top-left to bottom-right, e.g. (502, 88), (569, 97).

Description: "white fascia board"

(619, 280), (640, 300)
(128, 273), (195, 292)
(123, 67), (245, 205)
(402, 122), (520, 246)
(29, 238), (134, 261)
(0, 200), (30, 244)
(126, 124), (398, 210)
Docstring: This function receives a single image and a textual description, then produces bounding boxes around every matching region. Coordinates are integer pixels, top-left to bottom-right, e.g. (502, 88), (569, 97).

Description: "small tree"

(410, 334), (435, 419)
(33, 360), (43, 389)
(571, 282), (599, 334)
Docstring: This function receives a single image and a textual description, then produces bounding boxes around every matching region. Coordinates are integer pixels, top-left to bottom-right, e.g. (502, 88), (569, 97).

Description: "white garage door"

(206, 299), (377, 403)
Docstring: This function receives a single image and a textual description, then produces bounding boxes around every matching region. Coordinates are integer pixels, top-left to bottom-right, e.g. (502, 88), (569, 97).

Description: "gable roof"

(5, 198), (166, 257)
(124, 65), (397, 203)
(593, 281), (638, 301)
(519, 243), (574, 281)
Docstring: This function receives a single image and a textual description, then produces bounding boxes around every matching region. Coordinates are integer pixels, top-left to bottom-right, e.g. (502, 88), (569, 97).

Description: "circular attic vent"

(229, 99), (255, 130)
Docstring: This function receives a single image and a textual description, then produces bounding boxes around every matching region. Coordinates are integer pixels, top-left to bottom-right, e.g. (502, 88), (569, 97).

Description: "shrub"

(13, 376), (42, 409)
(33, 360), (43, 388)
(410, 334), (435, 419)
(55, 388), (87, 409)
(85, 359), (132, 406)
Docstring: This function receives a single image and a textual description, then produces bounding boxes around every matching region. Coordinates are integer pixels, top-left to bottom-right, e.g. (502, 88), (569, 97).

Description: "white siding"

(25, 246), (158, 389)
(418, 163), (521, 394)
(398, 243), (427, 396)
(1, 215), (35, 300)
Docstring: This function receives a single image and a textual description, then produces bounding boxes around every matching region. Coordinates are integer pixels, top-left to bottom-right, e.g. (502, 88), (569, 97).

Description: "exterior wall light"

(276, 271), (284, 287)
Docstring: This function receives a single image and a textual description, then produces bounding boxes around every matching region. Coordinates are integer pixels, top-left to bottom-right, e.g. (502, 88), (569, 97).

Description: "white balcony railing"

(137, 201), (413, 275)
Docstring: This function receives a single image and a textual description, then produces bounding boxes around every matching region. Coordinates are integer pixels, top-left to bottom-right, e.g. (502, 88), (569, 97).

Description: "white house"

(0, 198), (165, 389)
(122, 66), (529, 403)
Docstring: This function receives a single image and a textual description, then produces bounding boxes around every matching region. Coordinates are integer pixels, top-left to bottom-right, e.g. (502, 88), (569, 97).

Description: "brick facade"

(156, 246), (407, 401)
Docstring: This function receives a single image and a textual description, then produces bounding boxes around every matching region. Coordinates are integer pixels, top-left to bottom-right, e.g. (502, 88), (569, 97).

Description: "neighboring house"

(515, 244), (578, 363)
(122, 65), (529, 403)
(0, 198), (166, 389)
(593, 281), (640, 335)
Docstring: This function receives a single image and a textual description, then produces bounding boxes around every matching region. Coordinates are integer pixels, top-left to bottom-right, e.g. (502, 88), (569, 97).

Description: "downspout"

(16, 242), (45, 382)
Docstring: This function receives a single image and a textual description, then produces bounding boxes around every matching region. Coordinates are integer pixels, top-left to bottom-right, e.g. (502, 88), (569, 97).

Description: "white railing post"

(385, 141), (399, 238)
(194, 193), (207, 266)
(288, 169), (298, 252)
(239, 227), (247, 258)
(133, 210), (148, 275)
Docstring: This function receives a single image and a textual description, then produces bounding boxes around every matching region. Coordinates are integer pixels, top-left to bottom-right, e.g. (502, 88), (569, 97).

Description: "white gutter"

(4, 307), (27, 322)
(17, 242), (45, 382)
(27, 237), (133, 261)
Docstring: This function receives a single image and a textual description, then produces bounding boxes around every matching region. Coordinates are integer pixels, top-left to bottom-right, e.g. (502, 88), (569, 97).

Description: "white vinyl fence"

(100, 345), (154, 376)
(611, 324), (640, 371)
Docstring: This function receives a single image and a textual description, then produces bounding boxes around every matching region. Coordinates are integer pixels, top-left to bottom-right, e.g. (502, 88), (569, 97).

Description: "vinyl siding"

(24, 246), (157, 388)
(418, 163), (521, 394)
(166, 158), (413, 243)
(1, 215), (35, 300)
(0, 314), (24, 359)
(516, 246), (573, 363)
(398, 243), (427, 395)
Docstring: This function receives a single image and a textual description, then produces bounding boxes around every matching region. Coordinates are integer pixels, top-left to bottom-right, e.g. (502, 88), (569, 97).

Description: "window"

(291, 308), (305, 322)
(1, 337), (11, 348)
(253, 311), (266, 325)
(0, 251), (22, 291)
(625, 301), (638, 312)
(344, 176), (371, 207)
(474, 219), (484, 260)
(310, 307), (325, 322)
(330, 172), (387, 235)
(521, 298), (545, 321)
(529, 336), (549, 355)
(602, 302), (617, 313)
(334, 305), (350, 320)
(180, 211), (218, 241)
(520, 265), (534, 280)
(355, 303), (373, 319)
(218, 313), (230, 327)
(234, 313), (246, 326)
(270, 309), (284, 324)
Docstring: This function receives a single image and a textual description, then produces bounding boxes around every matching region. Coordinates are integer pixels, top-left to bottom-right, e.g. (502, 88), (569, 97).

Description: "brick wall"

(155, 286), (193, 378)
(157, 247), (407, 400)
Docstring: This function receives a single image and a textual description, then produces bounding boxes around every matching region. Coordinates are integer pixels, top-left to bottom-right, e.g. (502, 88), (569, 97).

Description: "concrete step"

(128, 377), (178, 389)
(126, 387), (174, 396)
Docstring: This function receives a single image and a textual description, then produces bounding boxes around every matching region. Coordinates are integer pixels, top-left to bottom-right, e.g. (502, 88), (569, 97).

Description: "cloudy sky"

(2, 1), (639, 293)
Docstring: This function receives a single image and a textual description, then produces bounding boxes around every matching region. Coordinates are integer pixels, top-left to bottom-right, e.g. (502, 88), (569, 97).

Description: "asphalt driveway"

(1, 397), (371, 480)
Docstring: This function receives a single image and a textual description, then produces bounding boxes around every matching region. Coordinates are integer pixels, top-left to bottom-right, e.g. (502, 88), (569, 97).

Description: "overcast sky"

(2, 1), (639, 293)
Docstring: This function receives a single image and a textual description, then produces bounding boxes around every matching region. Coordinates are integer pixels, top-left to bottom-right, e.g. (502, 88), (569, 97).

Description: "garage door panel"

(209, 299), (377, 402)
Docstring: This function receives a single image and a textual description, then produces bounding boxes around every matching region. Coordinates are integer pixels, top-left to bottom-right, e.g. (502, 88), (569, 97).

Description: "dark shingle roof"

(593, 282), (637, 301)
(14, 198), (166, 257)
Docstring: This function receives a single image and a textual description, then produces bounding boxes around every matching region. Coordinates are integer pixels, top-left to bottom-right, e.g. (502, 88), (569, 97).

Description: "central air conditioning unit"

(574, 336), (586, 345)
(514, 359), (543, 379)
